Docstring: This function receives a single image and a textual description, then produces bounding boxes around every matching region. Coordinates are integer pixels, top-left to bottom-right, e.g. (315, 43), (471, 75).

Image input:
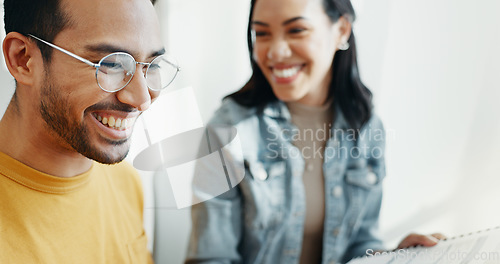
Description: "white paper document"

(347, 227), (500, 264)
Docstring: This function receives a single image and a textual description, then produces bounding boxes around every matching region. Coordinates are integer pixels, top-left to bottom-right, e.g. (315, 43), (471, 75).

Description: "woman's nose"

(267, 39), (292, 61)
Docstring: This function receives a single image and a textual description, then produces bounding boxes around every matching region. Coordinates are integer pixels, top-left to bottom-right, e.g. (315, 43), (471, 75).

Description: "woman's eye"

(254, 31), (269, 37)
(289, 28), (306, 34)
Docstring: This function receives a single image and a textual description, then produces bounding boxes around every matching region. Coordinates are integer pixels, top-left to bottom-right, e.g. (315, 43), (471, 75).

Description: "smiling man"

(0, 0), (178, 263)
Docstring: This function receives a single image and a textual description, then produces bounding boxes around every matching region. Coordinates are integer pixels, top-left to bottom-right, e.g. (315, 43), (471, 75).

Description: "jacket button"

(366, 172), (377, 185)
(332, 186), (343, 197)
(332, 228), (340, 236)
(254, 164), (268, 181)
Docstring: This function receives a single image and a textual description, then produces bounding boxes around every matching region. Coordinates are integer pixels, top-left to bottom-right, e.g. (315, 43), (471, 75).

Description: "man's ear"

(2, 32), (41, 86)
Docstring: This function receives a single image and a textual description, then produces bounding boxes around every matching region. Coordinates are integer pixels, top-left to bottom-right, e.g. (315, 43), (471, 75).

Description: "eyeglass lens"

(96, 53), (178, 92)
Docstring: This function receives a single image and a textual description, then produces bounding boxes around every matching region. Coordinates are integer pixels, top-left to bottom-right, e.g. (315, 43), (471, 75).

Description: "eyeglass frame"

(28, 34), (180, 93)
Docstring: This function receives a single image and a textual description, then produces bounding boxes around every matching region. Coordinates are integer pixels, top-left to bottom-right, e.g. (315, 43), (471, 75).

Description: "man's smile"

(89, 111), (139, 140)
(92, 112), (136, 130)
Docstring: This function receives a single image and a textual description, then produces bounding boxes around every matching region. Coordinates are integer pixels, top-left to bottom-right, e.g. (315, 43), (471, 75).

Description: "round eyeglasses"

(28, 34), (180, 92)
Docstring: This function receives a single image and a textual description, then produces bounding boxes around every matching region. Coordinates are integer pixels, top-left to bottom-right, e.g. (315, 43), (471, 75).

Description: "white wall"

(1, 0), (500, 263)
(0, 5), (13, 119)
(158, 0), (252, 123)
(372, 0), (500, 247)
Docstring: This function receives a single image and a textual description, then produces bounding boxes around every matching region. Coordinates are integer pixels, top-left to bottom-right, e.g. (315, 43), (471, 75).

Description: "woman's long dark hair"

(226, 0), (373, 131)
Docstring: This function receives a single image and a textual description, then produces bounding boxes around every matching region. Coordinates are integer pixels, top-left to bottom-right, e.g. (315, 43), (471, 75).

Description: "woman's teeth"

(272, 66), (301, 78)
(94, 114), (135, 130)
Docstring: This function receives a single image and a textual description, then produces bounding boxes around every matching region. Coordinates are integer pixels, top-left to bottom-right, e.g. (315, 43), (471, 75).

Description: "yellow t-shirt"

(0, 151), (153, 264)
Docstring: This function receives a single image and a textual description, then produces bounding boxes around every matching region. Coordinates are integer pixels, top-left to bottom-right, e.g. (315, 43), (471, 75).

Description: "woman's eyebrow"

(282, 16), (306, 25)
(251, 16), (306, 27)
(251, 21), (269, 27)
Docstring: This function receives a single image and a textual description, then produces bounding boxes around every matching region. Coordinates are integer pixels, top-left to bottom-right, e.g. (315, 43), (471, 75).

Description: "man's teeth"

(273, 66), (301, 78)
(93, 114), (134, 130)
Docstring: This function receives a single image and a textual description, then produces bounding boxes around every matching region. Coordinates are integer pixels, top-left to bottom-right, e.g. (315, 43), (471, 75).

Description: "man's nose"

(115, 65), (154, 112)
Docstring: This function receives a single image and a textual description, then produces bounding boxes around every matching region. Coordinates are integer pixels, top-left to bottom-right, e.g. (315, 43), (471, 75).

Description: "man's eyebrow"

(151, 48), (165, 58)
(85, 44), (132, 55)
(251, 17), (306, 27)
(84, 44), (165, 59)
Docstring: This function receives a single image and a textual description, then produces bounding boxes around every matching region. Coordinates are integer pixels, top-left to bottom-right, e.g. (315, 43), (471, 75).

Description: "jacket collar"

(262, 100), (292, 120)
(262, 100), (349, 130)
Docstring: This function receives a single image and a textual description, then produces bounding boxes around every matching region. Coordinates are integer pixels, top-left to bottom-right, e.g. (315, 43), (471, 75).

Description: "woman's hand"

(397, 233), (446, 249)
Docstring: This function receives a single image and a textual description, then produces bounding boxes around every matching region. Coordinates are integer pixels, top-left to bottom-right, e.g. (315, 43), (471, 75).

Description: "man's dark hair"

(4, 0), (69, 62)
(3, 0), (157, 62)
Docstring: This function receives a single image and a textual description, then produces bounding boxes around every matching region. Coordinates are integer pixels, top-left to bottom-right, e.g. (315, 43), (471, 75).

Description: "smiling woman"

(184, 0), (427, 263)
(183, 0), (450, 263)
(250, 0), (349, 106)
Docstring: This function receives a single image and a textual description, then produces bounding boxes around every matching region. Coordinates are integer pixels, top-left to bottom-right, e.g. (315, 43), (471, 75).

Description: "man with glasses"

(0, 0), (178, 262)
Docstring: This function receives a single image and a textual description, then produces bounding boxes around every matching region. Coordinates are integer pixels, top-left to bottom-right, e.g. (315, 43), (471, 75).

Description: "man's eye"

(149, 63), (161, 71)
(99, 61), (125, 74)
(101, 62), (123, 69)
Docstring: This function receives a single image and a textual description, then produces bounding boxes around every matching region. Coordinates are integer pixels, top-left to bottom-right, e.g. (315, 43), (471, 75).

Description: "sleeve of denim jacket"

(342, 115), (387, 263)
(185, 100), (245, 264)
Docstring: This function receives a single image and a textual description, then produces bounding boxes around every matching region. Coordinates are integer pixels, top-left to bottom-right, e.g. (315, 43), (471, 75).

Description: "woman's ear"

(2, 32), (41, 86)
(335, 16), (352, 47)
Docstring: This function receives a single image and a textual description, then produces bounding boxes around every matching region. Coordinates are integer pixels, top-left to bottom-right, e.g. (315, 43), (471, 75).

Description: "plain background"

(1, 0), (500, 263)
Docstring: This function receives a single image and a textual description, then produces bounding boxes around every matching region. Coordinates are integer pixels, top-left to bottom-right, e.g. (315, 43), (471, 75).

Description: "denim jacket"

(186, 98), (386, 264)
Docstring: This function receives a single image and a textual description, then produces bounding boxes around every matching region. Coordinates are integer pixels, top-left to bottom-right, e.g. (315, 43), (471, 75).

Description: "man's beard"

(39, 76), (130, 165)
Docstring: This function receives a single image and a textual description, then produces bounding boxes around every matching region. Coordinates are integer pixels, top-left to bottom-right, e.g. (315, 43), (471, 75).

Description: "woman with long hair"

(186, 0), (441, 263)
